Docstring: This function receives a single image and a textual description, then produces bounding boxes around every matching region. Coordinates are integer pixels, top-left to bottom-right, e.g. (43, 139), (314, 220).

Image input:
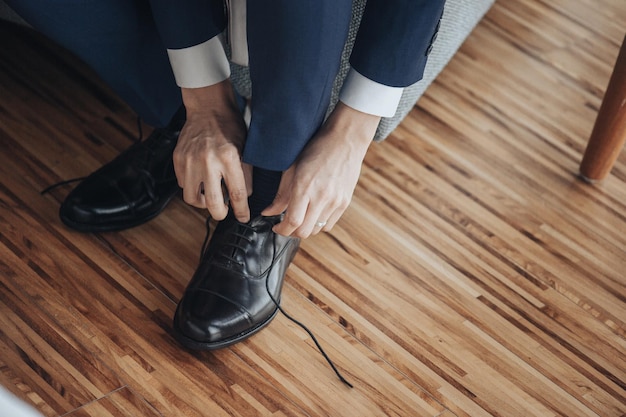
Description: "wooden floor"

(1, 1), (625, 416)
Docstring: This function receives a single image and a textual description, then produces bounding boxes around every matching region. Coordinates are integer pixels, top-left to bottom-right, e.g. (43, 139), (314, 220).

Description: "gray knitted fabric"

(1, 0), (494, 141)
(230, 0), (494, 141)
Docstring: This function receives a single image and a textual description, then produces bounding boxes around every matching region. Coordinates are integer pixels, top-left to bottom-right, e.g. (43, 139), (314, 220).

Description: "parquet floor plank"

(1, 0), (625, 416)
(62, 388), (162, 417)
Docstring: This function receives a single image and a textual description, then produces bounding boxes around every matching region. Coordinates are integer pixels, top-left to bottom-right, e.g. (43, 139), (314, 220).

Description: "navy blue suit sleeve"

(350, 0), (446, 87)
(148, 0), (226, 49)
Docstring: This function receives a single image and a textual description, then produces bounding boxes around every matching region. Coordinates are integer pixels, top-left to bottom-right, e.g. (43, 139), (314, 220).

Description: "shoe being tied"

(59, 107), (185, 232)
(173, 212), (300, 350)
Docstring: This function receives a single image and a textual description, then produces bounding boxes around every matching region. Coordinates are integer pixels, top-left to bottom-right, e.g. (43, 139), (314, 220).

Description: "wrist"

(326, 102), (381, 149)
(181, 79), (238, 117)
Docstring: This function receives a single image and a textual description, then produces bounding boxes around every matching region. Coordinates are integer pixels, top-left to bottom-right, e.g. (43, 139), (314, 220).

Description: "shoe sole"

(59, 190), (179, 233)
(171, 306), (280, 350)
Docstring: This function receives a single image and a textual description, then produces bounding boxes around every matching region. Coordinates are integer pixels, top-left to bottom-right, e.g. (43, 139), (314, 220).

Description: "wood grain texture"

(0, 1), (624, 416)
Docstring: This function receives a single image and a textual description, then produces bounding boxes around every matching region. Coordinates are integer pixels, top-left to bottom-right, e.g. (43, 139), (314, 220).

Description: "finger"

(223, 164), (250, 223)
(272, 196), (308, 236)
(174, 147), (208, 209)
(181, 173), (207, 209)
(294, 200), (330, 238)
(263, 188), (290, 217)
(172, 142), (186, 189)
(302, 196), (347, 236)
(203, 174), (229, 220)
(312, 210), (334, 235)
(262, 168), (294, 217)
(322, 205), (345, 232)
(173, 158), (185, 189)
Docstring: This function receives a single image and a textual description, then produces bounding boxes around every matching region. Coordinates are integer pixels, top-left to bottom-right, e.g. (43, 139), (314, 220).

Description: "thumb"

(262, 168), (293, 216)
(262, 190), (289, 216)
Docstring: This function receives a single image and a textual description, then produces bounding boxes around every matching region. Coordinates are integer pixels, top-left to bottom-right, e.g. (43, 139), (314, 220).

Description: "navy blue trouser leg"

(5, 0), (182, 127)
(9, 0), (354, 166)
(243, 0), (353, 171)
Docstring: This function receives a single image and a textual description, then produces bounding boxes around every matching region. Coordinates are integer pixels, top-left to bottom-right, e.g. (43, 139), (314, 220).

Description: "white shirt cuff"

(227, 0), (249, 66)
(167, 36), (231, 88)
(339, 68), (404, 117)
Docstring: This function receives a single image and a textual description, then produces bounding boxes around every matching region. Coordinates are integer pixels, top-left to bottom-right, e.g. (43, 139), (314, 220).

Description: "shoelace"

(40, 176), (87, 195)
(200, 217), (354, 388)
(215, 222), (256, 265)
(40, 117), (145, 195)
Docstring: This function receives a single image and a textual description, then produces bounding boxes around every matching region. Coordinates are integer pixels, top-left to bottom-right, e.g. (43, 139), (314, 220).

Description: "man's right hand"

(173, 80), (252, 223)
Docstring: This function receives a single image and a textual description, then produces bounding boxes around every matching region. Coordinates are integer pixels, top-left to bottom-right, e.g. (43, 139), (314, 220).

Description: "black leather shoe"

(59, 107), (185, 232)
(173, 212), (300, 350)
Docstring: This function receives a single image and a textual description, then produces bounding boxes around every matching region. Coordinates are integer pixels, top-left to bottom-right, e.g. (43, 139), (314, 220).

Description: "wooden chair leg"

(579, 33), (626, 182)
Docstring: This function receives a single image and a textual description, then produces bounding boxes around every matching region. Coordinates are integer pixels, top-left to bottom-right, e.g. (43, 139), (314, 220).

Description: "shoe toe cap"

(61, 179), (125, 220)
(174, 290), (255, 345)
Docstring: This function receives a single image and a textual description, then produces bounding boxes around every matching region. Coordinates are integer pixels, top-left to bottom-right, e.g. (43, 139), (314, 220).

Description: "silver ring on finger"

(315, 220), (328, 228)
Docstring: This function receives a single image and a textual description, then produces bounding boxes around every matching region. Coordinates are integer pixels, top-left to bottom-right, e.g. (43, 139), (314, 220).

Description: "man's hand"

(263, 102), (380, 238)
(173, 80), (252, 222)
